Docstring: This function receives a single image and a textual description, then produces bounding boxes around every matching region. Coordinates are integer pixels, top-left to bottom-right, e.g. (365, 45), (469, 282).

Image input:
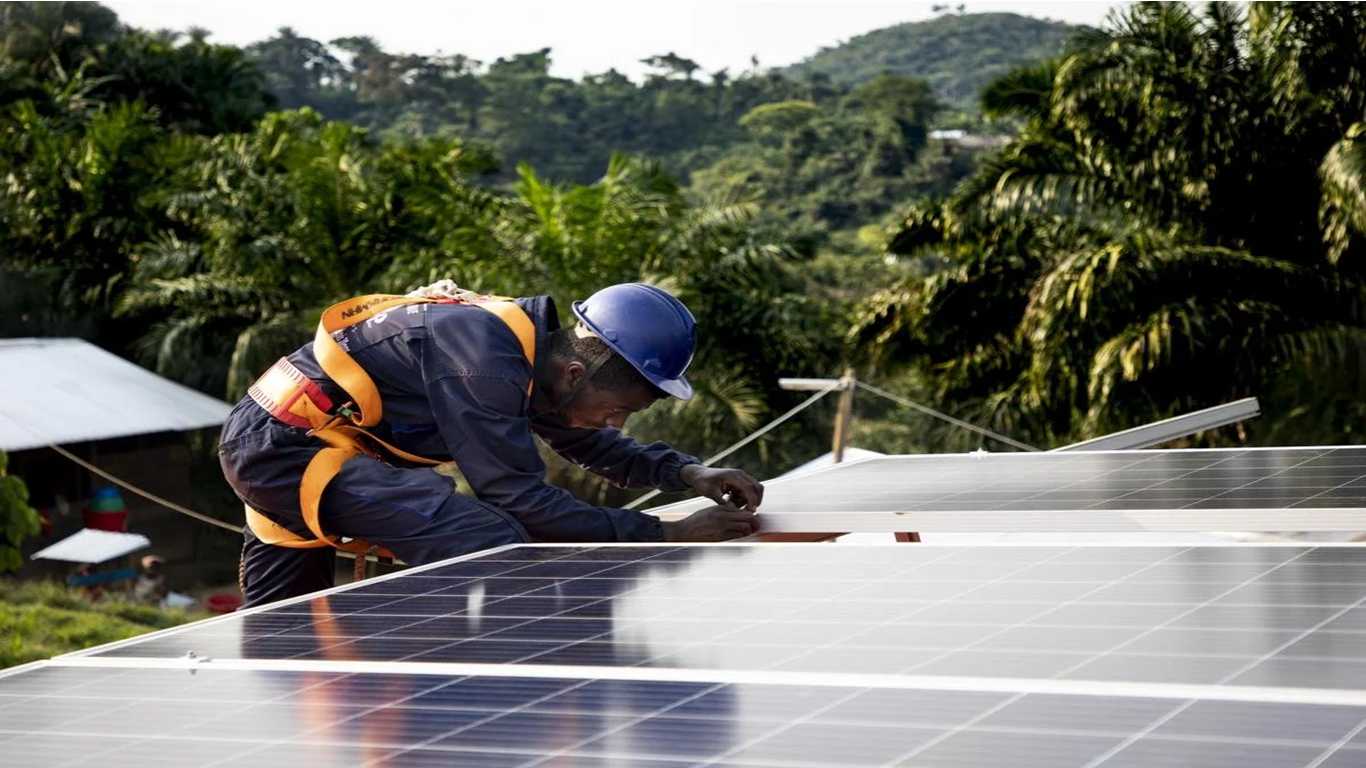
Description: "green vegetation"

(0, 2), (857, 488)
(0, 581), (203, 668)
(692, 75), (969, 255)
(1, 0), (1362, 484)
(0, 451), (39, 573)
(245, 30), (815, 185)
(782, 12), (1082, 117)
(854, 3), (1366, 449)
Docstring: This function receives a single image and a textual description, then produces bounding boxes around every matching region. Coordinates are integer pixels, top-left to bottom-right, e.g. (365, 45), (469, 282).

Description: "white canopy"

(31, 529), (150, 564)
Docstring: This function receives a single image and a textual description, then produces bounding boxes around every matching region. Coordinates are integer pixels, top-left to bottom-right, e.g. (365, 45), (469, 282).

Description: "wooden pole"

(831, 368), (855, 464)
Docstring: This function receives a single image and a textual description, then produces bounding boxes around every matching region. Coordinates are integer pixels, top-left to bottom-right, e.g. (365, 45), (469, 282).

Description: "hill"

(781, 12), (1084, 111)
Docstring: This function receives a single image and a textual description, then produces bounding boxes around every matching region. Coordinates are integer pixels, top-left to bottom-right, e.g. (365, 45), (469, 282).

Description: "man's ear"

(562, 360), (588, 391)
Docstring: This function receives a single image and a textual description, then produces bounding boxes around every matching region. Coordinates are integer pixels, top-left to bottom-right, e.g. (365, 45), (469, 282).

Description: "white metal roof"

(0, 338), (232, 451)
(778, 447), (886, 478)
(31, 528), (150, 564)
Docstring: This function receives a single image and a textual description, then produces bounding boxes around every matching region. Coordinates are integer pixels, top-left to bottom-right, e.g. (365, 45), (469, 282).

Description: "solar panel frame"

(647, 445), (1366, 531)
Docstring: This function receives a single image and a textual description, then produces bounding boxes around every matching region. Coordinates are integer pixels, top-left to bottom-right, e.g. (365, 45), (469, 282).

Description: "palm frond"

(1320, 122), (1366, 266)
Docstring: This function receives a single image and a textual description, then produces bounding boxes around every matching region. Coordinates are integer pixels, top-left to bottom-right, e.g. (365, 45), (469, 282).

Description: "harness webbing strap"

(243, 293), (537, 557)
(314, 294), (428, 427)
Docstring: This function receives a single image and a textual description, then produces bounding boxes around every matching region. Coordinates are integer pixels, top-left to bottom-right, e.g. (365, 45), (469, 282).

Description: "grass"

(0, 581), (206, 669)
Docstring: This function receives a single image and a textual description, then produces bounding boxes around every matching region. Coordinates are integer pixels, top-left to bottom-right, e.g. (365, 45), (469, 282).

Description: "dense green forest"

(1, 1), (1363, 520)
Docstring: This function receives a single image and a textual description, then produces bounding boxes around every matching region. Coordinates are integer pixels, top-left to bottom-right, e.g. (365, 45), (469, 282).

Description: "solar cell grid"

(80, 544), (1366, 692)
(4, 665), (1366, 767)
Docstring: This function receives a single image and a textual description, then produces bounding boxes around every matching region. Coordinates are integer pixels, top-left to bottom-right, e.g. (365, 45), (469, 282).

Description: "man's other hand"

(662, 504), (759, 541)
(679, 464), (764, 510)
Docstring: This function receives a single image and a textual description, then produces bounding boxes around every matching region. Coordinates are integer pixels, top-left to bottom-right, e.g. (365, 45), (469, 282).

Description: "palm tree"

(855, 2), (1366, 447)
(117, 109), (410, 398)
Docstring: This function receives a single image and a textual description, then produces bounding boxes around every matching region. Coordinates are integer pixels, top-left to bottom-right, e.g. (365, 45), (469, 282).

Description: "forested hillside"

(782, 12), (1082, 113)
(242, 13), (1079, 183)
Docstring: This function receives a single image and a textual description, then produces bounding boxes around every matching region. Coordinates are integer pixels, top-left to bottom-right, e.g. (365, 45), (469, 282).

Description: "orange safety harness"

(243, 293), (536, 559)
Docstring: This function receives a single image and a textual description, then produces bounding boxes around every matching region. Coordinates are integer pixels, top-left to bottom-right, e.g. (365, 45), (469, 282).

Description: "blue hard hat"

(571, 283), (696, 400)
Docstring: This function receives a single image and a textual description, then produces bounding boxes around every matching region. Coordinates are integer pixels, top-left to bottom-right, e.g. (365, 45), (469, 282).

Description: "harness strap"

(243, 293), (538, 558)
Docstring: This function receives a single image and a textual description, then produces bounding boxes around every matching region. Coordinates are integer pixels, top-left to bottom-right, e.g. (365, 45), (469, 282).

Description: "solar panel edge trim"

(36, 655), (1366, 708)
(0, 658), (51, 681)
(745, 508), (1366, 532)
(54, 541), (531, 660)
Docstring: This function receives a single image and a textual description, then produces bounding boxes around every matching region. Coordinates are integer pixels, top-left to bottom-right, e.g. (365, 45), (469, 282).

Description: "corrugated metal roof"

(31, 529), (150, 564)
(0, 338), (232, 451)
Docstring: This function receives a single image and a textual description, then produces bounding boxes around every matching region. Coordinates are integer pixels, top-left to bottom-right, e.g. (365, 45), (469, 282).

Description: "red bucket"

(206, 593), (242, 614)
(83, 509), (128, 532)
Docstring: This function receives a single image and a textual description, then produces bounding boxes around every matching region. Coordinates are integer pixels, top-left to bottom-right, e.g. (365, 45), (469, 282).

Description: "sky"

(104, 1), (1123, 80)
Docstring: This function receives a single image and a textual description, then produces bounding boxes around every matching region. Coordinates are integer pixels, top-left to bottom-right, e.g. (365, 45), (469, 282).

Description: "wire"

(854, 381), (1039, 452)
(622, 381), (843, 509)
(47, 444), (389, 565)
(48, 444), (245, 534)
(43, 377), (1030, 552)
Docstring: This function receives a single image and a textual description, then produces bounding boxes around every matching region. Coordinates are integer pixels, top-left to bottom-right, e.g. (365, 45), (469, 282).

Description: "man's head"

(544, 283), (698, 430)
(546, 328), (666, 429)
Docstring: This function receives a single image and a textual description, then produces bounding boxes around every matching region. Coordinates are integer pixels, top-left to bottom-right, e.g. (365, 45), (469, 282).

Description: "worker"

(220, 282), (764, 606)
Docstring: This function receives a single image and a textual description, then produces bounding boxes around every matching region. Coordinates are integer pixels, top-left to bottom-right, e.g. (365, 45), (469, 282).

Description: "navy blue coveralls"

(219, 295), (700, 606)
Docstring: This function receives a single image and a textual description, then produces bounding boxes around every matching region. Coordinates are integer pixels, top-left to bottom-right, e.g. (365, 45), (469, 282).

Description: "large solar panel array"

(4, 542), (1366, 766)
(4, 446), (1366, 766)
(648, 446), (1366, 531)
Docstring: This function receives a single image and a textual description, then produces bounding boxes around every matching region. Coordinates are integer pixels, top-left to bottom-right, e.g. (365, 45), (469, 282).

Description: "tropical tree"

(116, 109), (474, 397)
(0, 78), (167, 346)
(855, 2), (1366, 448)
(0, 1), (121, 79)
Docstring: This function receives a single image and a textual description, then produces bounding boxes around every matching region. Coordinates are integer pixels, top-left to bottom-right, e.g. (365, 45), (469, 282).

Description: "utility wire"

(46, 444), (388, 564)
(48, 444), (244, 534)
(44, 378), (1030, 542)
(622, 381), (843, 510)
(853, 381), (1039, 452)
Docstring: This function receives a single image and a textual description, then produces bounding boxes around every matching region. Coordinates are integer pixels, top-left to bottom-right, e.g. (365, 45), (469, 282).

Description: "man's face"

(562, 381), (659, 430)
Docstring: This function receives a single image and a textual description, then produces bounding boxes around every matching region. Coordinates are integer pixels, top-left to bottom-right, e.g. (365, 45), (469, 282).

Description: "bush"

(0, 450), (39, 573)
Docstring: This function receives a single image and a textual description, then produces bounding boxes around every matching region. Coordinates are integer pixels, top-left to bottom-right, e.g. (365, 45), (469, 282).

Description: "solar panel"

(7, 543), (1366, 766)
(4, 665), (1366, 766)
(73, 544), (1366, 689)
(648, 446), (1366, 531)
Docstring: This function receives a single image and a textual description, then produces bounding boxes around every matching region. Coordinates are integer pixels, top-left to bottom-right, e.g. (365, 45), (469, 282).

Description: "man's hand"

(662, 504), (759, 541)
(679, 464), (764, 511)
